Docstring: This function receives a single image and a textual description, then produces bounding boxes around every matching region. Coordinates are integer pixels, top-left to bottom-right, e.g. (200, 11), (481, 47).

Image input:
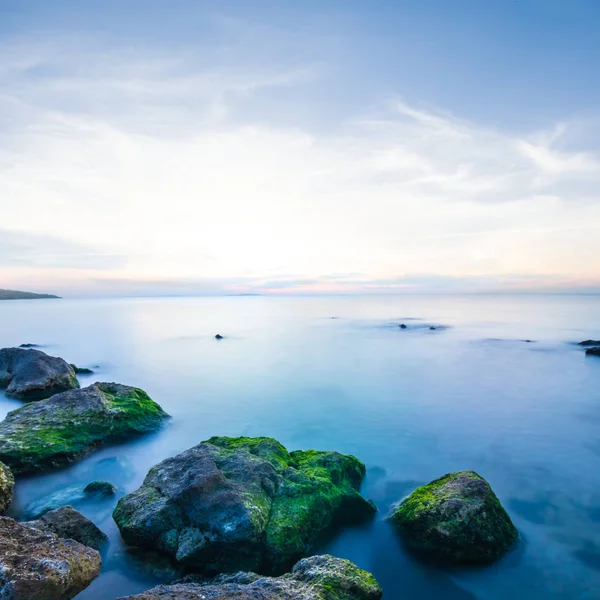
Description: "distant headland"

(0, 289), (60, 300)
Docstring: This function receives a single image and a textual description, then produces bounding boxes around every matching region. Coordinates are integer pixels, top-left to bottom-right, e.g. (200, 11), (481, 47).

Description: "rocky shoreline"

(0, 343), (541, 598)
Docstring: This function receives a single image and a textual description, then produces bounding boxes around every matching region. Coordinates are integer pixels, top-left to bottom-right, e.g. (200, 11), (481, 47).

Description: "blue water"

(1, 295), (600, 599)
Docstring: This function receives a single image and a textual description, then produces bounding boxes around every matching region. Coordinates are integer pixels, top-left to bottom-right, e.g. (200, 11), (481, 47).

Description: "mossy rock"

(0, 460), (14, 514)
(0, 382), (170, 475)
(390, 470), (518, 564)
(118, 554), (383, 600)
(114, 436), (376, 574)
(84, 480), (117, 496)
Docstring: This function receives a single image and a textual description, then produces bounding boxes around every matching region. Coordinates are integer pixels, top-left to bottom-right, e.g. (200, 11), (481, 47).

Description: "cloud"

(0, 29), (599, 295)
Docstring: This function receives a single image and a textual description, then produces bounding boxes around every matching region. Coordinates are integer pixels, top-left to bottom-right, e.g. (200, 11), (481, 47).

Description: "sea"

(1, 294), (599, 599)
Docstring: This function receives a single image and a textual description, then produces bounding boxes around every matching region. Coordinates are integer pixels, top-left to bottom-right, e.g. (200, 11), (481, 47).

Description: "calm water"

(1, 295), (600, 599)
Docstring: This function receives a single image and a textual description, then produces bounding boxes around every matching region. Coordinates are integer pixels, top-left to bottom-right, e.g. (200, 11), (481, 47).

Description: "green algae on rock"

(84, 480), (117, 496)
(0, 347), (79, 400)
(118, 554), (383, 600)
(113, 436), (376, 574)
(0, 382), (170, 475)
(0, 460), (14, 513)
(390, 470), (518, 564)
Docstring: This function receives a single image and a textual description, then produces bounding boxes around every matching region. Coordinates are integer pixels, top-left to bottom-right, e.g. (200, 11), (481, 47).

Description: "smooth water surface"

(1, 294), (599, 599)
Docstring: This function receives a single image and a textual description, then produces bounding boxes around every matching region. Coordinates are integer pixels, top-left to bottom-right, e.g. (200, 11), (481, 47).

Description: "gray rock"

(118, 554), (383, 600)
(0, 460), (14, 514)
(70, 364), (95, 375)
(586, 347), (600, 357)
(579, 340), (600, 346)
(0, 347), (79, 400)
(215, 334), (224, 340)
(0, 515), (101, 600)
(114, 437), (375, 575)
(399, 324), (407, 329)
(0, 382), (170, 474)
(24, 505), (108, 550)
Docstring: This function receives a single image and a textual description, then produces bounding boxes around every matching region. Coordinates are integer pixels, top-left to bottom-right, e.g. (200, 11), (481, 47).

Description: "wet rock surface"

(24, 505), (108, 550)
(390, 470), (518, 564)
(0, 347), (79, 400)
(0, 382), (170, 474)
(114, 436), (376, 574)
(118, 554), (383, 600)
(0, 515), (101, 599)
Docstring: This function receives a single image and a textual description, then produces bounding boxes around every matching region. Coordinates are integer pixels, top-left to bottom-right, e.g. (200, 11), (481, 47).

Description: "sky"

(1, 0), (599, 296)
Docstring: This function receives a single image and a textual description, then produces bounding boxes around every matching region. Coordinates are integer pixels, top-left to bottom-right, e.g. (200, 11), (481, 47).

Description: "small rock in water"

(24, 505), (108, 550)
(579, 340), (600, 347)
(0, 461), (14, 514)
(390, 470), (518, 564)
(70, 364), (95, 374)
(429, 326), (436, 330)
(117, 554), (383, 600)
(0, 347), (79, 400)
(0, 515), (101, 599)
(586, 347), (600, 357)
(215, 333), (224, 339)
(399, 324), (407, 329)
(19, 343), (41, 348)
(84, 480), (117, 497)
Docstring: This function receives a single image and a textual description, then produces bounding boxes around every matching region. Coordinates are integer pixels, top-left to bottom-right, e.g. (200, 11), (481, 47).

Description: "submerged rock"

(0, 382), (170, 474)
(0, 460), (14, 513)
(399, 324), (407, 329)
(579, 340), (600, 346)
(84, 480), (117, 496)
(0, 515), (101, 599)
(114, 436), (376, 574)
(390, 470), (518, 564)
(118, 554), (383, 600)
(70, 364), (95, 375)
(586, 347), (600, 357)
(0, 347), (79, 400)
(24, 505), (108, 550)
(215, 334), (224, 340)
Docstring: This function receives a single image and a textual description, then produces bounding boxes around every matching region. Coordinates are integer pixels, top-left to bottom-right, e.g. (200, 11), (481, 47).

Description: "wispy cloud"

(0, 27), (599, 295)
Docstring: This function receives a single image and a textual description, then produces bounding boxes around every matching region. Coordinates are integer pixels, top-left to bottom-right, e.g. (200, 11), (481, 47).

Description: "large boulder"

(24, 505), (108, 550)
(0, 460), (14, 513)
(0, 515), (101, 599)
(114, 437), (376, 574)
(118, 554), (383, 600)
(0, 347), (79, 400)
(390, 470), (518, 564)
(0, 382), (170, 474)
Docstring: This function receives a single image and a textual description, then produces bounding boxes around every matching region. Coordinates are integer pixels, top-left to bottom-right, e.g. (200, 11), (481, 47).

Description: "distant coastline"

(0, 289), (60, 300)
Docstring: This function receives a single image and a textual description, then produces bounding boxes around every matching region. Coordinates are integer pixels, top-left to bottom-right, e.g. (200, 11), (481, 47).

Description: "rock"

(117, 554), (383, 600)
(0, 382), (170, 474)
(84, 480), (117, 496)
(390, 470), (518, 564)
(215, 334), (224, 340)
(429, 327), (436, 330)
(579, 340), (600, 346)
(19, 343), (40, 348)
(0, 347), (79, 401)
(0, 515), (101, 599)
(114, 436), (376, 574)
(399, 324), (407, 329)
(0, 460), (14, 514)
(586, 347), (600, 357)
(24, 505), (108, 550)
(70, 364), (95, 375)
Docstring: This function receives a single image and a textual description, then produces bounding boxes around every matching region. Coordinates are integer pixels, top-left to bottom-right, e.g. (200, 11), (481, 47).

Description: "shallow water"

(1, 294), (600, 599)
